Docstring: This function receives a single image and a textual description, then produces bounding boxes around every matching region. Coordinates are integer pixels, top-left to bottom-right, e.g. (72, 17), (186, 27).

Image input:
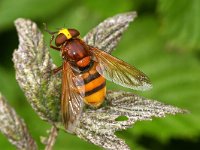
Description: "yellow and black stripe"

(75, 62), (106, 107)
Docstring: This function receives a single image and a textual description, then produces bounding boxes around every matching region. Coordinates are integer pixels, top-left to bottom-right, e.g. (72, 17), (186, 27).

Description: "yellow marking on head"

(58, 28), (72, 39)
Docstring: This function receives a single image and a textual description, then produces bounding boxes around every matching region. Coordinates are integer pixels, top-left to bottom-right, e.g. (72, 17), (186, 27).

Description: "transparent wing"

(90, 47), (152, 91)
(61, 61), (84, 132)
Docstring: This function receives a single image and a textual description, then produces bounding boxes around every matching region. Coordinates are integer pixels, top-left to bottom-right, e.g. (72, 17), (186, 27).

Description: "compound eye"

(55, 33), (67, 46)
(69, 29), (80, 38)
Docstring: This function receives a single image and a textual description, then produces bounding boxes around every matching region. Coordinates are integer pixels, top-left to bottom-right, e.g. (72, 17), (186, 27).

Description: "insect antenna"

(43, 23), (58, 46)
(43, 23), (58, 35)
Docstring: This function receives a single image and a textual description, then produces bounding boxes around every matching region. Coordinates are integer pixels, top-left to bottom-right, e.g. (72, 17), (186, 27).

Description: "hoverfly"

(45, 27), (152, 131)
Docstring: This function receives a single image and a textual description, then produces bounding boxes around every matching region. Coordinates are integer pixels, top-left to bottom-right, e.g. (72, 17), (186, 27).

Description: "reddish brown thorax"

(55, 28), (91, 70)
(62, 39), (89, 61)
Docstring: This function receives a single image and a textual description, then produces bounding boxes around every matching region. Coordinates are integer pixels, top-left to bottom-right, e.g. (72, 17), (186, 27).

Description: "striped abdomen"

(74, 62), (106, 107)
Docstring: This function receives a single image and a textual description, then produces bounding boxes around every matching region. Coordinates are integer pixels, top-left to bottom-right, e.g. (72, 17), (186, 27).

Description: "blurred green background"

(0, 0), (200, 149)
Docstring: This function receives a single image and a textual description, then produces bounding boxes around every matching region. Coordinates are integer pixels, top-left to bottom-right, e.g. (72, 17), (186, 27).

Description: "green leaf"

(112, 15), (200, 142)
(82, 0), (133, 17)
(0, 67), (23, 103)
(157, 0), (200, 51)
(0, 0), (70, 31)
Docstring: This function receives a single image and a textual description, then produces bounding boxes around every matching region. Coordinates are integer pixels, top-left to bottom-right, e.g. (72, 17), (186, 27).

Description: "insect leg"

(52, 65), (63, 74)
(50, 45), (60, 51)
(43, 23), (60, 51)
(49, 34), (60, 51)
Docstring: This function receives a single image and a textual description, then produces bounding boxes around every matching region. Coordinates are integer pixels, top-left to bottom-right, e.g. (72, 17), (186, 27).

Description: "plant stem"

(45, 125), (59, 150)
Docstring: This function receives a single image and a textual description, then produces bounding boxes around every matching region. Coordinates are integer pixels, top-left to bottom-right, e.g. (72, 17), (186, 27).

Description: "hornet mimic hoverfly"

(45, 27), (152, 131)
